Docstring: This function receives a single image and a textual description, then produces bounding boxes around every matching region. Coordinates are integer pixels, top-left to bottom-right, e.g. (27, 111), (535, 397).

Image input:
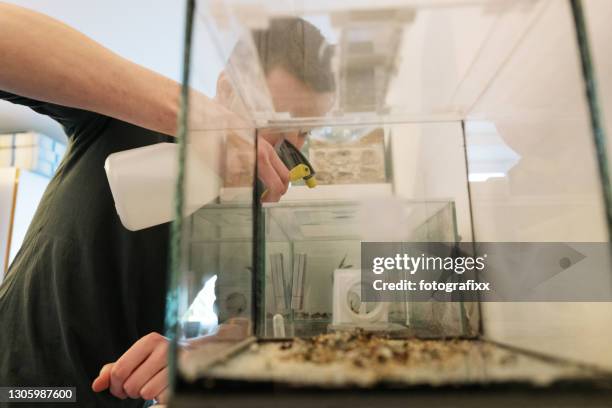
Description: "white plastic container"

(104, 143), (221, 231)
(332, 268), (388, 326)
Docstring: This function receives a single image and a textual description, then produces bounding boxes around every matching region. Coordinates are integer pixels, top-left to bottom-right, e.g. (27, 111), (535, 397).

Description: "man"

(0, 3), (334, 407)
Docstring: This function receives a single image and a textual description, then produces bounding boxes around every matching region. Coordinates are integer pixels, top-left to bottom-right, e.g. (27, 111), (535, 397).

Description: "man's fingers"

(122, 342), (169, 398)
(91, 363), (113, 392)
(109, 333), (166, 399)
(269, 149), (290, 186)
(93, 362), (127, 399)
(257, 139), (289, 202)
(139, 367), (169, 401)
(258, 164), (285, 202)
(92, 333), (169, 401)
(109, 371), (128, 400)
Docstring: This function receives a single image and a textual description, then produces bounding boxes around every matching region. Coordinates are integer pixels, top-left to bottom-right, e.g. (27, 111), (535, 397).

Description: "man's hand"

(220, 130), (290, 203)
(92, 332), (169, 403)
(258, 137), (290, 202)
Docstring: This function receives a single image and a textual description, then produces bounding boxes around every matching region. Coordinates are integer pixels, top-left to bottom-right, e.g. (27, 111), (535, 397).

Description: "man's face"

(216, 66), (334, 150)
(216, 66), (334, 192)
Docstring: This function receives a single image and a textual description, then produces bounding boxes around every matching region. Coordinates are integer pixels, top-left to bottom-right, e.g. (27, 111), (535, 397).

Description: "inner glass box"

(189, 198), (465, 340)
(166, 0), (612, 404)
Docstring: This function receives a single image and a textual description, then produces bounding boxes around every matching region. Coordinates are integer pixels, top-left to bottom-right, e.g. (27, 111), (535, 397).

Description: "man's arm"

(0, 3), (289, 199)
(0, 2), (179, 135)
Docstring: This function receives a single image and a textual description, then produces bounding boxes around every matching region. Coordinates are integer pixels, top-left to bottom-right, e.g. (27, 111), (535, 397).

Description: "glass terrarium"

(166, 0), (612, 405)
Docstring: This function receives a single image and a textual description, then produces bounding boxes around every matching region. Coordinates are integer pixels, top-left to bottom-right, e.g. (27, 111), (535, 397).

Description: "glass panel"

(175, 123), (471, 382)
(170, 3), (258, 382)
(169, 0), (612, 399)
(584, 0), (612, 190)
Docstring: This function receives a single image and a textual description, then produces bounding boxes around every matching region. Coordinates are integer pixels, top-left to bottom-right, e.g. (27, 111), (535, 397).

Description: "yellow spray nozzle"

(289, 164), (317, 188)
(305, 176), (317, 188)
(289, 164), (311, 182)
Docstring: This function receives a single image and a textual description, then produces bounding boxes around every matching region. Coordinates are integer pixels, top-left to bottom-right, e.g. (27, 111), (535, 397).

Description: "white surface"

(220, 183), (393, 203)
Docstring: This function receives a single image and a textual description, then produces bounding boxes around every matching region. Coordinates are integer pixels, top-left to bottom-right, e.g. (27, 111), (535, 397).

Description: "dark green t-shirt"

(0, 91), (171, 407)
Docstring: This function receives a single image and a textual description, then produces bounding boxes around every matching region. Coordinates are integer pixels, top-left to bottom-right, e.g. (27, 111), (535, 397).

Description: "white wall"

(466, 0), (612, 369)
(391, 122), (472, 243)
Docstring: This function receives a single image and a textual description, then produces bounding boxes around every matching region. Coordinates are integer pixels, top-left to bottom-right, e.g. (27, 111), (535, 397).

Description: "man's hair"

(236, 18), (336, 93)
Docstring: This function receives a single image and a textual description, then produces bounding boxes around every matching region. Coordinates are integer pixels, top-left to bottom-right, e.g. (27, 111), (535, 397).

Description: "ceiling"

(0, 0), (186, 142)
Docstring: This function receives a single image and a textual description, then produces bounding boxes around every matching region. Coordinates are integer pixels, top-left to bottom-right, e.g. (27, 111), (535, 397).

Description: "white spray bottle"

(104, 142), (221, 231)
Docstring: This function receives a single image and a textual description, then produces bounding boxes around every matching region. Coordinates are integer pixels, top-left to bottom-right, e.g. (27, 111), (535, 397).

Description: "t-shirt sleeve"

(0, 90), (100, 138)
